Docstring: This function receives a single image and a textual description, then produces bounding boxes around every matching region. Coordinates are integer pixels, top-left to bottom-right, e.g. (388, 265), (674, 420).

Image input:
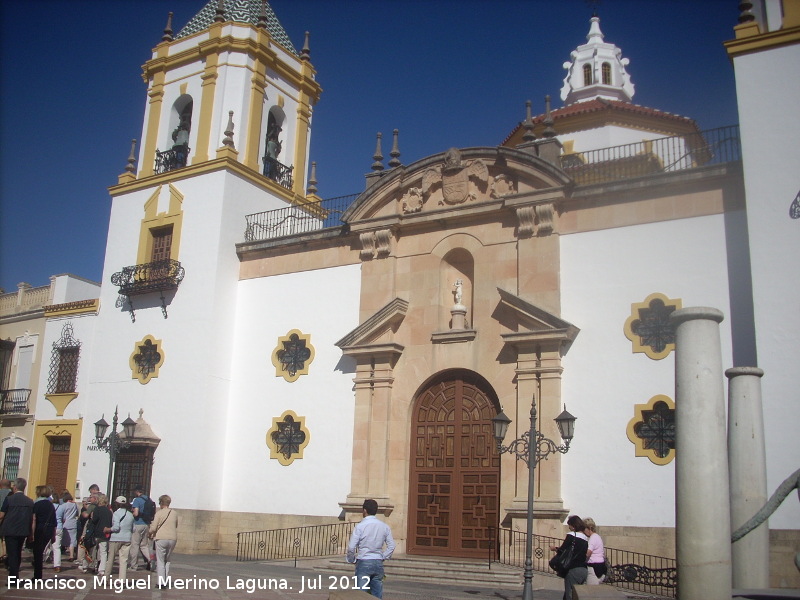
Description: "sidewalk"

(1, 553), (567, 600)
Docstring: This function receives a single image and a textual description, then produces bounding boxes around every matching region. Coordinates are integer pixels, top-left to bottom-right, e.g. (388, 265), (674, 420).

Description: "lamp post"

(94, 406), (136, 497)
(492, 399), (576, 600)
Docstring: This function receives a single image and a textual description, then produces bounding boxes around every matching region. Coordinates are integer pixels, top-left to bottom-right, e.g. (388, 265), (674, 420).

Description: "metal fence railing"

(244, 193), (358, 242)
(237, 522), (355, 563)
(489, 527), (677, 598)
(561, 125), (740, 187)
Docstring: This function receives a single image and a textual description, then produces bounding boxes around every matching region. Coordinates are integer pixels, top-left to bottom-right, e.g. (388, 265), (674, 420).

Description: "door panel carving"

(408, 374), (499, 557)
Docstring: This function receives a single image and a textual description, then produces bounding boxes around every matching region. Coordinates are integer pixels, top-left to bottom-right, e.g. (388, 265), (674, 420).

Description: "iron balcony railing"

(0, 389), (32, 415)
(154, 145), (190, 175)
(263, 156), (294, 190)
(244, 193), (359, 242)
(237, 522), (355, 563)
(560, 125), (740, 186)
(110, 259), (186, 297)
(243, 126), (740, 244)
(489, 527), (677, 598)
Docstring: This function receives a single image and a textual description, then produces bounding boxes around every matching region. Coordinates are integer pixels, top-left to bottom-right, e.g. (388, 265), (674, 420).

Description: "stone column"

(726, 366), (769, 589)
(670, 307), (732, 600)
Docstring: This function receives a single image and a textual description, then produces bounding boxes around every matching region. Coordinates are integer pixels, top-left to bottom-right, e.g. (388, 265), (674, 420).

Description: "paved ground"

(1, 553), (568, 600)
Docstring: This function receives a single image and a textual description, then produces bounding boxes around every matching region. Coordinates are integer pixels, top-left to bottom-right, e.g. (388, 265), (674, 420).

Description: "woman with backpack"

(105, 496), (134, 579)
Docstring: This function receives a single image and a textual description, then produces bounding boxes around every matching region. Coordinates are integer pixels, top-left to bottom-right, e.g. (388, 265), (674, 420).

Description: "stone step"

(304, 555), (564, 590)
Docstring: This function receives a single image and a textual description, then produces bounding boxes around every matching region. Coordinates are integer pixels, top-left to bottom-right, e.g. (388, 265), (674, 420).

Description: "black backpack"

(140, 497), (156, 524)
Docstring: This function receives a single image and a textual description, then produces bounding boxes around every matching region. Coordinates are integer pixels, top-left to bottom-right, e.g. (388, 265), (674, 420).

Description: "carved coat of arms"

(422, 148), (489, 206)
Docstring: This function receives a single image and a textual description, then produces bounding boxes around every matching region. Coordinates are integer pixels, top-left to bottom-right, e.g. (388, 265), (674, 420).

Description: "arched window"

(262, 108), (292, 189)
(583, 63), (593, 86)
(602, 62), (611, 85)
(155, 95), (193, 174)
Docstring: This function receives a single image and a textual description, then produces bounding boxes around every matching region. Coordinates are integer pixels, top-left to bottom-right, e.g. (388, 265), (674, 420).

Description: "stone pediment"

(495, 288), (579, 354)
(342, 146), (571, 227)
(335, 297), (408, 359)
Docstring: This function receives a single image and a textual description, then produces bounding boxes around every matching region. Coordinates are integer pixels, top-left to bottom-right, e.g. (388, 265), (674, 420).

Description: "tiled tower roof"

(176, 0), (298, 54)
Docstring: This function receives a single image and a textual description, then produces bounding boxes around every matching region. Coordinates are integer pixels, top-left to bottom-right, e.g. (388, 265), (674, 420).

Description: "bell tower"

(84, 0), (321, 507)
(560, 15), (635, 105)
(133, 0), (320, 197)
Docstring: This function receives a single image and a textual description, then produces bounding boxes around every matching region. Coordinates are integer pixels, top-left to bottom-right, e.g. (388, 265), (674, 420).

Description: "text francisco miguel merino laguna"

(7, 574), (369, 594)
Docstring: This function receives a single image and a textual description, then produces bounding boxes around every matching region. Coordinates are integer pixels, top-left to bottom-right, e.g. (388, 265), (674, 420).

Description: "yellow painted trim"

(193, 55), (219, 164)
(271, 329), (315, 382)
(266, 410), (310, 466)
(129, 335), (165, 385)
(141, 68), (167, 178)
(725, 25), (800, 58)
(109, 155), (301, 205)
(44, 299), (100, 317)
(44, 393), (79, 417)
(136, 185), (184, 265)
(626, 395), (675, 465)
(244, 30), (270, 170)
(28, 420), (83, 492)
(623, 292), (682, 360)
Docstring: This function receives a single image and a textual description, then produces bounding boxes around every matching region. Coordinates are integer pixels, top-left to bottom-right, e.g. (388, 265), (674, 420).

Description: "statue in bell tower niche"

(171, 111), (191, 167)
(422, 147), (489, 206)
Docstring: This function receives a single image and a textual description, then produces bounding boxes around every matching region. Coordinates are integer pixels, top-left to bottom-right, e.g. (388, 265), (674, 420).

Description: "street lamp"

(94, 406), (136, 497)
(492, 400), (576, 600)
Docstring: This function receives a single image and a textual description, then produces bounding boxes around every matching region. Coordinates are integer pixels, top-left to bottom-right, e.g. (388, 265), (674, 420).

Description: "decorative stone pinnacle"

(222, 111), (235, 148)
(522, 100), (535, 142)
(162, 12), (174, 42)
(301, 31), (311, 61)
(307, 161), (318, 195)
(215, 0), (225, 23)
(371, 132), (384, 172)
(389, 129), (401, 168)
(258, 0), (268, 28)
(125, 139), (138, 173)
(543, 95), (556, 138)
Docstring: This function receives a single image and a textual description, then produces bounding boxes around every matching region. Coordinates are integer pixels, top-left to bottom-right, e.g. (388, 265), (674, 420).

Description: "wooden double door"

(408, 373), (500, 558)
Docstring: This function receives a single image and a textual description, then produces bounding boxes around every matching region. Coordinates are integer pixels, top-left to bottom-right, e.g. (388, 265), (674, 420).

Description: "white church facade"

(11, 0), (798, 587)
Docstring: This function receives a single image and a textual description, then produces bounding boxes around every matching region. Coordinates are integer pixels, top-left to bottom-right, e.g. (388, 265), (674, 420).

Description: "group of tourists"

(549, 514), (608, 600)
(0, 478), (178, 584)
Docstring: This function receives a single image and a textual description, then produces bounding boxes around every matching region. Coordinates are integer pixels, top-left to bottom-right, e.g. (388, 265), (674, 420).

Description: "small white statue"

(454, 279), (463, 305)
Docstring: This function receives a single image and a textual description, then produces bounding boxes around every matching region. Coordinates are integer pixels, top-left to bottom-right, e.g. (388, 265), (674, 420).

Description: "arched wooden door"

(408, 372), (500, 558)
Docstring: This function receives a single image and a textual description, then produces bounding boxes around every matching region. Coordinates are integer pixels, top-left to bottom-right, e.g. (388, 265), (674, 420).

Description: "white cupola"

(560, 16), (635, 105)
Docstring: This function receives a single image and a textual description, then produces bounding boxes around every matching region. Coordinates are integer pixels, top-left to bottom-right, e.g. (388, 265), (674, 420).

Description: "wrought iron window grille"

(133, 339), (161, 377)
(111, 258), (185, 321)
(262, 156), (294, 190)
(47, 322), (81, 394)
(155, 144), (190, 174)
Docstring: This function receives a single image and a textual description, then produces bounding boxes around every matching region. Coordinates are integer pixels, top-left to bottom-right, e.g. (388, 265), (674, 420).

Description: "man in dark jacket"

(0, 477), (34, 578)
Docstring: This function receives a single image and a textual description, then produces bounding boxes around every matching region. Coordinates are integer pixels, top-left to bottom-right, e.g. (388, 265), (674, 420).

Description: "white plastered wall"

(222, 264), (361, 515)
(560, 214), (733, 527)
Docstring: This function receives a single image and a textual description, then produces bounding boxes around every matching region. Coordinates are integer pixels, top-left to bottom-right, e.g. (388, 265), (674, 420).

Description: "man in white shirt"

(346, 499), (396, 598)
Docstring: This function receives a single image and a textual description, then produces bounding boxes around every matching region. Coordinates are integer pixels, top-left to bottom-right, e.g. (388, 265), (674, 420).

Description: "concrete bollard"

(670, 307), (732, 600)
(727, 366), (770, 589)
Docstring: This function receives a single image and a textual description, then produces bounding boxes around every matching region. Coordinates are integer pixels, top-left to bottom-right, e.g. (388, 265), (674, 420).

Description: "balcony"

(262, 156), (294, 190)
(0, 389), (31, 416)
(110, 259), (185, 321)
(154, 144), (190, 175)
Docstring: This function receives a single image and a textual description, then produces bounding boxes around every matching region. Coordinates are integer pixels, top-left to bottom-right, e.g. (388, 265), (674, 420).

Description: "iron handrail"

(110, 259), (186, 297)
(489, 526), (677, 598)
(236, 521), (355, 563)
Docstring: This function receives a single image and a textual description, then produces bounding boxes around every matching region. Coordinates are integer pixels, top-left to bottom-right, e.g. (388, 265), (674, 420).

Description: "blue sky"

(0, 0), (740, 292)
